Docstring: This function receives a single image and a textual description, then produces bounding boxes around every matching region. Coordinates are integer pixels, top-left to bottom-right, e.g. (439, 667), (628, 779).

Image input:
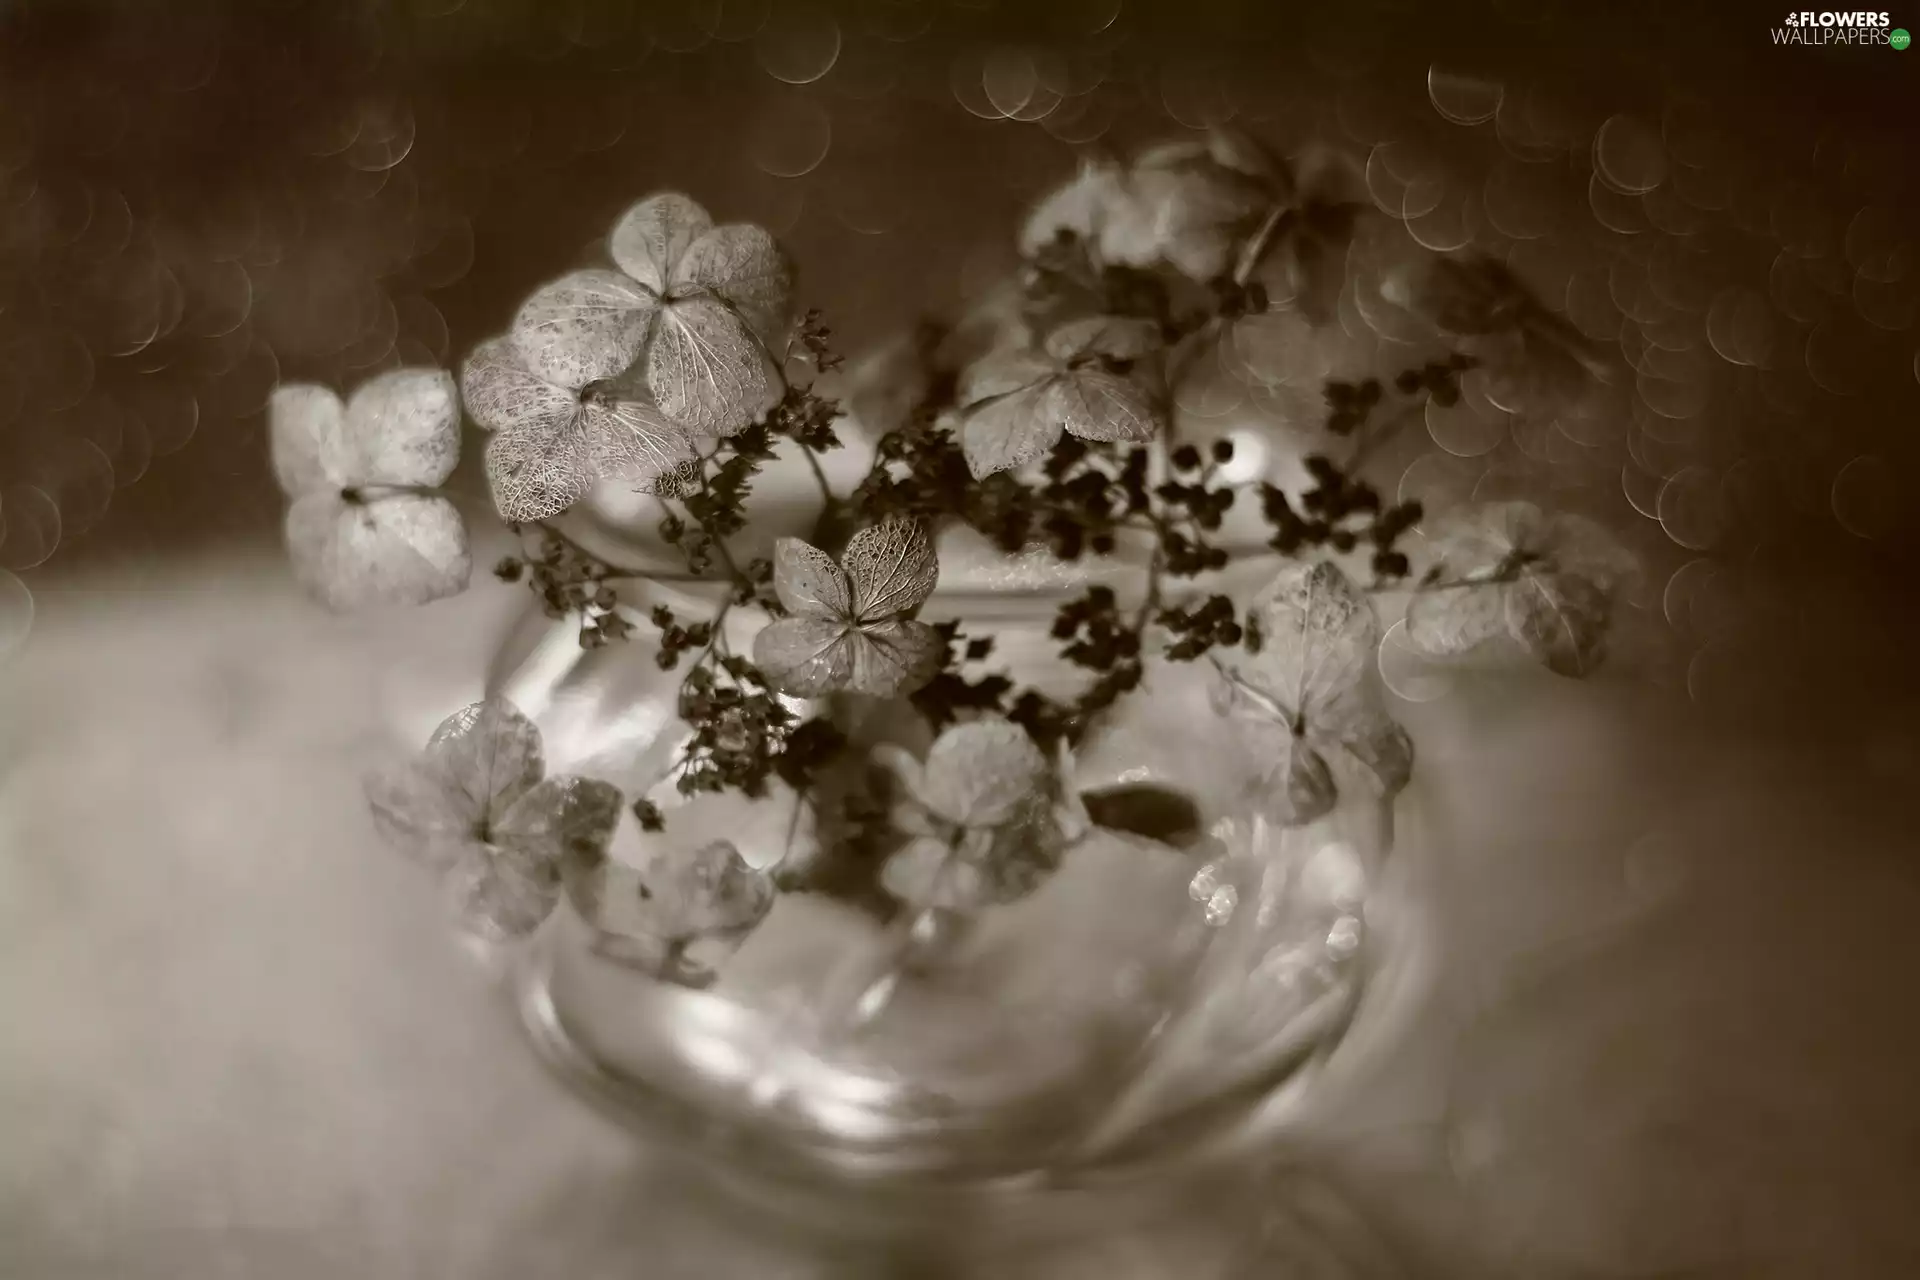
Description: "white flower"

(1211, 561), (1414, 828)
(874, 719), (1071, 913)
(461, 336), (700, 523)
(957, 316), (1164, 478)
(1020, 133), (1278, 283)
(365, 698), (623, 941)
(508, 191), (792, 439)
(751, 518), (946, 699)
(268, 369), (471, 611)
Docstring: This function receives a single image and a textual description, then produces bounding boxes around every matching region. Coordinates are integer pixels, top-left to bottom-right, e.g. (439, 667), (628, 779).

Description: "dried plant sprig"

(312, 147), (1631, 924)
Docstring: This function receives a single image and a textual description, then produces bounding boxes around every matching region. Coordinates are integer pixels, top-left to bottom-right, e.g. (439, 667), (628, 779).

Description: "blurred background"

(4, 1), (1920, 1276)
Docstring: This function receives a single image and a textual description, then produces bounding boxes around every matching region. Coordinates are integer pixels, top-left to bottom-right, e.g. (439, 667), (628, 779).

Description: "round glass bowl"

(481, 557), (1396, 1248)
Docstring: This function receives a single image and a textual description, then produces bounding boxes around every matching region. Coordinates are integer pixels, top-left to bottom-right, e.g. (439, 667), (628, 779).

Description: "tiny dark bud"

(632, 799), (666, 833)
(1394, 369), (1423, 394)
(1171, 445), (1202, 472)
(1210, 438), (1235, 464)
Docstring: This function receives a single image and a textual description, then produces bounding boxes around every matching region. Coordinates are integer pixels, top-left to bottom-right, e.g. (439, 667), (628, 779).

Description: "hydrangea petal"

(1506, 568), (1612, 677)
(957, 349), (1054, 407)
(461, 337), (579, 435)
(511, 269), (656, 390)
(610, 192), (713, 293)
(492, 775), (624, 868)
(421, 698), (546, 826)
(846, 618), (945, 698)
(961, 381), (1059, 478)
(752, 614), (855, 697)
(843, 518), (937, 620)
(365, 761), (477, 872)
(1046, 369), (1157, 443)
(771, 536), (852, 617)
(268, 383), (345, 495)
(676, 223), (793, 351)
(447, 844), (561, 941)
(646, 294), (781, 438)
(284, 490), (471, 611)
(484, 416), (592, 523)
(1256, 732), (1337, 827)
(917, 718), (1049, 828)
(1044, 315), (1163, 364)
(579, 394), (702, 493)
(340, 367), (460, 488)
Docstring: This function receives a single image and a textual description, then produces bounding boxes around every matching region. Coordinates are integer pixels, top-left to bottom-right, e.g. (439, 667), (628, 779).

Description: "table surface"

(4, 554), (1919, 1279)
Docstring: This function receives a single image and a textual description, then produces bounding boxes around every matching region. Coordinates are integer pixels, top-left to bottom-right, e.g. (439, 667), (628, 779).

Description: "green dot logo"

(1893, 28), (1912, 49)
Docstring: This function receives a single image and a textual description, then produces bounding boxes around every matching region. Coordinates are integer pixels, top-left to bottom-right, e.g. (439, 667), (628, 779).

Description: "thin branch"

(1233, 202), (1295, 287)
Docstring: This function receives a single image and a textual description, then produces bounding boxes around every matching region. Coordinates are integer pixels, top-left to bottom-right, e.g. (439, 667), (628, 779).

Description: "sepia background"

(4, 1), (1919, 1275)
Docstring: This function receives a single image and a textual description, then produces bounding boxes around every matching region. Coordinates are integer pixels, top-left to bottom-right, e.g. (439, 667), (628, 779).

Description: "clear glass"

(481, 549), (1396, 1248)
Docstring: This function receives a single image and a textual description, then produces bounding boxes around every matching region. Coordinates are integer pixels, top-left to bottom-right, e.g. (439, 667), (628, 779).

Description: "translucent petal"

(1403, 500), (1635, 679)
(510, 269), (655, 390)
(1327, 710), (1415, 801)
(267, 383), (344, 495)
(771, 536), (851, 617)
(646, 294), (781, 437)
(956, 349), (1054, 406)
(842, 517), (937, 619)
(961, 380), (1059, 477)
(460, 336), (578, 434)
(634, 839), (775, 938)
(492, 775), (624, 868)
(447, 843), (560, 941)
(1255, 734), (1336, 828)
(484, 416), (592, 523)
(1506, 567), (1613, 678)
(1047, 369), (1157, 443)
(751, 614), (855, 697)
(1018, 158), (1130, 261)
(916, 718), (1049, 828)
(1235, 561), (1379, 724)
(341, 366), (460, 488)
(420, 697), (546, 825)
(1404, 576), (1509, 657)
(579, 394), (701, 492)
(364, 761), (477, 871)
(846, 618), (945, 698)
(283, 490), (470, 611)
(676, 223), (793, 350)
(609, 192), (713, 293)
(1043, 315), (1163, 363)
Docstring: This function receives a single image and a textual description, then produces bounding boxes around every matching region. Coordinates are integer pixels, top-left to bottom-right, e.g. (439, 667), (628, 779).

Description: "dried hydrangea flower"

(508, 191), (791, 439)
(268, 369), (471, 610)
(957, 316), (1165, 477)
(751, 517), (945, 698)
(563, 836), (775, 986)
(365, 698), (622, 941)
(873, 718), (1072, 913)
(1020, 132), (1278, 283)
(461, 336), (700, 523)
(1211, 561), (1414, 828)
(1404, 500), (1637, 678)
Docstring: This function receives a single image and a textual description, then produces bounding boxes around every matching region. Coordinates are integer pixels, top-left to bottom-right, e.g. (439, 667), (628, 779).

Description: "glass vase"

(476, 544), (1399, 1263)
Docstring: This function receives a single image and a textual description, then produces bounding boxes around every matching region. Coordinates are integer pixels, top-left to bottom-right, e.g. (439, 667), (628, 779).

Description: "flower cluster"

(263, 133), (1635, 955)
